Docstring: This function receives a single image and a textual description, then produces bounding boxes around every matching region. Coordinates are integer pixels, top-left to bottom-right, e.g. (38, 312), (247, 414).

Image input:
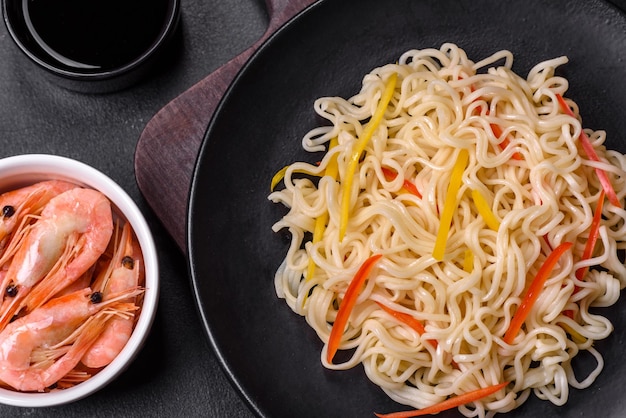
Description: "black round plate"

(188, 1), (626, 416)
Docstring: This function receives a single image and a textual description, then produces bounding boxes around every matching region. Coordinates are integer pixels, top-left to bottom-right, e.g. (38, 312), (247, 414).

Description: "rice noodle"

(268, 43), (626, 416)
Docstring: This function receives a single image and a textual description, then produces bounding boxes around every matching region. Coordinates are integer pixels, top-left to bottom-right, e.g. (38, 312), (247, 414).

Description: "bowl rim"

(1, 0), (181, 81)
(0, 154), (159, 407)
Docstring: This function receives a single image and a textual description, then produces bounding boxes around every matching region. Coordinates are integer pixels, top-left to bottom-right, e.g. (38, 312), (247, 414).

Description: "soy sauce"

(23, 0), (171, 71)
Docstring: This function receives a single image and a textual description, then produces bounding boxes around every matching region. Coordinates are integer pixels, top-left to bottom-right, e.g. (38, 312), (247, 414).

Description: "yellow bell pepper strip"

(503, 241), (573, 344)
(432, 149), (469, 261)
(559, 322), (587, 344)
(271, 136), (341, 192)
(381, 167), (422, 198)
(471, 189), (500, 231)
(463, 249), (474, 273)
(556, 94), (620, 207)
(339, 73), (398, 241)
(325, 137), (340, 176)
(327, 254), (383, 363)
(305, 138), (340, 282)
(270, 166), (322, 191)
(374, 381), (509, 418)
(270, 166), (289, 191)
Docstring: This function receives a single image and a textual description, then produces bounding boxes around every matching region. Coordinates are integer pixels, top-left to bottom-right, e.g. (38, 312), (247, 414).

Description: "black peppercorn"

(90, 291), (103, 304)
(2, 205), (15, 218)
(5, 283), (17, 297)
(122, 256), (134, 269)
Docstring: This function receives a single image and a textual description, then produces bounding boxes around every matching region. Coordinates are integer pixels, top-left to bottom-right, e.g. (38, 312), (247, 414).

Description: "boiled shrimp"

(0, 188), (113, 330)
(82, 222), (143, 368)
(0, 180), (77, 262)
(0, 287), (142, 392)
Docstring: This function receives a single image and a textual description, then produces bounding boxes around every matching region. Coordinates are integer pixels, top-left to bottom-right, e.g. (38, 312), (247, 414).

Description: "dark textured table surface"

(0, 0), (266, 416)
(3, 1), (626, 417)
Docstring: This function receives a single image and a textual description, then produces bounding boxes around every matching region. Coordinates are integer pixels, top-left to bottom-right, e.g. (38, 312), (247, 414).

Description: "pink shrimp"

(82, 222), (143, 368)
(0, 287), (142, 392)
(0, 188), (113, 330)
(0, 180), (77, 262)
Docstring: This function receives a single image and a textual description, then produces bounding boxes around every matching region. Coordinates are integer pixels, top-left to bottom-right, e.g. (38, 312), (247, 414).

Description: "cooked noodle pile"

(268, 43), (626, 416)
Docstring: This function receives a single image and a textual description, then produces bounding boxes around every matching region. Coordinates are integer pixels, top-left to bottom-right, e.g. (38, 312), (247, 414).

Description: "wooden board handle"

(134, 0), (316, 252)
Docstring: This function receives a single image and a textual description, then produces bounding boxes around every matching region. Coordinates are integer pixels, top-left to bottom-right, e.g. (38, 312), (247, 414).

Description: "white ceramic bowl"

(0, 154), (159, 407)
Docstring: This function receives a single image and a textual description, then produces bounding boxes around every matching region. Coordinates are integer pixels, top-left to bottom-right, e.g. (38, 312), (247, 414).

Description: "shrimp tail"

(80, 302), (138, 369)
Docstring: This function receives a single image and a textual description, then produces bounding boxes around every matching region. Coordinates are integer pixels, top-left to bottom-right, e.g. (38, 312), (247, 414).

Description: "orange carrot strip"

(383, 167), (422, 198)
(563, 190), (606, 318)
(575, 189), (605, 281)
(503, 242), (573, 344)
(556, 94), (620, 207)
(374, 382), (509, 418)
(376, 301), (460, 368)
(375, 301), (435, 347)
(327, 254), (383, 363)
(489, 122), (522, 160)
(381, 167), (422, 198)
(542, 234), (553, 251)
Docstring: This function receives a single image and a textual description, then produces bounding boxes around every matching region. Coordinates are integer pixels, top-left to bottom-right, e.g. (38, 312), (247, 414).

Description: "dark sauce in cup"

(23, 0), (171, 72)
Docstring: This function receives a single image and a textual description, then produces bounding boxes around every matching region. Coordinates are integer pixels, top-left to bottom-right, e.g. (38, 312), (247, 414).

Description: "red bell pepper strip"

(374, 382), (509, 418)
(503, 242), (573, 344)
(327, 254), (383, 363)
(381, 167), (422, 198)
(556, 94), (620, 207)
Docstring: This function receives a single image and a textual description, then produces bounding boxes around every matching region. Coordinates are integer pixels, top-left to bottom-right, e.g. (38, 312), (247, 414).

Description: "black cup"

(2, 0), (181, 93)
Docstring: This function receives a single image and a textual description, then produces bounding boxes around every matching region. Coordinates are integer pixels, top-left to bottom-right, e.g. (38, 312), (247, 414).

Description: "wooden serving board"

(134, 0), (316, 252)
